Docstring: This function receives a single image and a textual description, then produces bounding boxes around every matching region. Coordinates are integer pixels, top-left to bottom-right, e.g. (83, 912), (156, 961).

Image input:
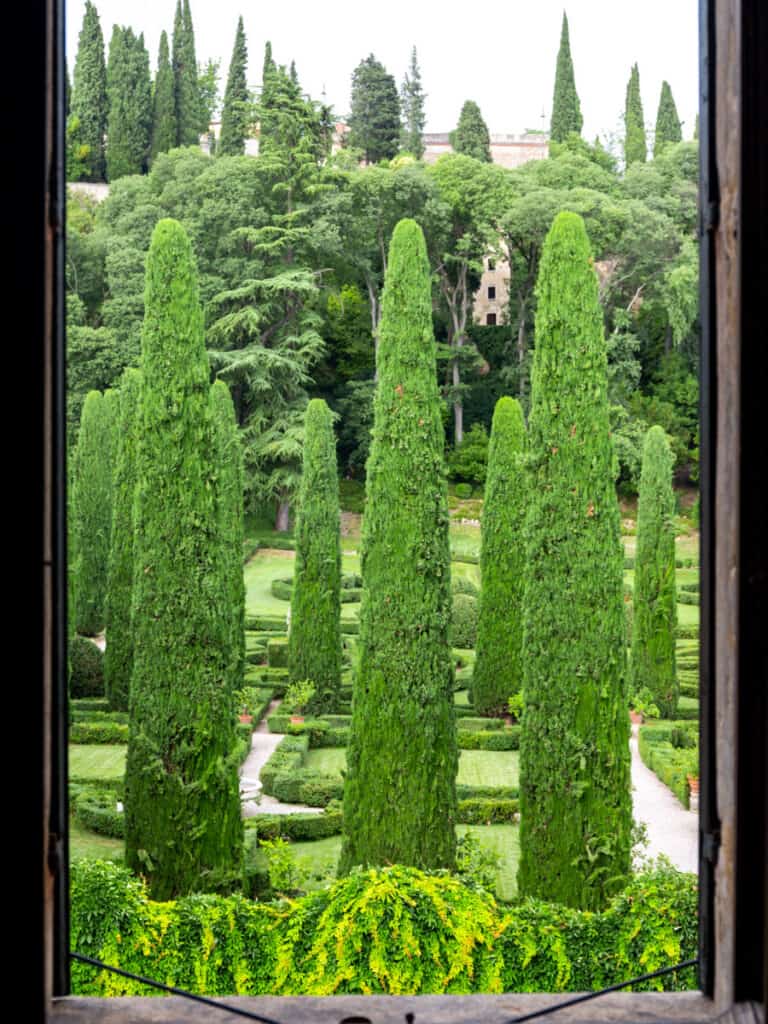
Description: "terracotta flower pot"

(290, 714), (305, 725)
(238, 714), (253, 724)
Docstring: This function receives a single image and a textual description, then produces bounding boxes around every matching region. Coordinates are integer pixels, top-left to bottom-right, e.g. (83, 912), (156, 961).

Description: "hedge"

(457, 727), (520, 750)
(70, 709), (129, 724)
(69, 721), (129, 744)
(70, 636), (105, 698)
(457, 798), (519, 824)
(267, 639), (289, 668)
(676, 624), (699, 640)
(272, 574), (363, 604)
(70, 860), (698, 996)
(244, 808), (342, 842)
(245, 614), (288, 631)
(638, 724), (698, 808)
(71, 698), (110, 713)
(451, 593), (479, 648)
(72, 789), (124, 838)
(678, 592), (699, 606)
(340, 620), (360, 635)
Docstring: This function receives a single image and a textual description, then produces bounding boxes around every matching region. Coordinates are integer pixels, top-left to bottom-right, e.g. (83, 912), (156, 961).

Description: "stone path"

(239, 699), (322, 818)
(629, 723), (698, 873)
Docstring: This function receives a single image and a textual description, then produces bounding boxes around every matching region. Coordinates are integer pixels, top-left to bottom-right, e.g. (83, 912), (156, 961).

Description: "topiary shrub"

(451, 593), (479, 648)
(451, 575), (479, 598)
(455, 482), (473, 499)
(448, 422), (489, 485)
(70, 636), (105, 698)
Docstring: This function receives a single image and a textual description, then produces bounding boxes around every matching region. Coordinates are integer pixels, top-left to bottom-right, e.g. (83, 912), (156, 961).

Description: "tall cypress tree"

(209, 378), (246, 698)
(624, 63), (647, 167)
(70, 0), (108, 181)
(72, 390), (113, 635)
(653, 81), (683, 157)
(348, 54), (401, 163)
(172, 0), (202, 145)
(150, 31), (177, 163)
(472, 397), (526, 717)
(549, 11), (583, 142)
(518, 211), (632, 911)
(288, 399), (342, 713)
(106, 26), (153, 180)
(124, 219), (242, 899)
(630, 426), (678, 717)
(218, 16), (250, 157)
(400, 46), (426, 159)
(449, 100), (491, 162)
(104, 369), (142, 710)
(339, 219), (457, 874)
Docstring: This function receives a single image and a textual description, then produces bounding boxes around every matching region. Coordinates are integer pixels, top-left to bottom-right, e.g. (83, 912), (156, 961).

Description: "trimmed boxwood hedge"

(244, 808), (342, 842)
(70, 860), (698, 996)
(678, 592), (699, 606)
(72, 788), (125, 838)
(70, 636), (105, 698)
(272, 574), (364, 604)
(457, 727), (520, 750)
(638, 723), (698, 807)
(70, 721), (129, 744)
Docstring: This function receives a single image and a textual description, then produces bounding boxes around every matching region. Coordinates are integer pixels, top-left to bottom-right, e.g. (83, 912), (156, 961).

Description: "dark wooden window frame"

(23, 0), (765, 1020)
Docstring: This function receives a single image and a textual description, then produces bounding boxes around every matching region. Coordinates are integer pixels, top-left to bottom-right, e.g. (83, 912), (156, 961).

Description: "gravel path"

(239, 700), (322, 818)
(630, 723), (698, 872)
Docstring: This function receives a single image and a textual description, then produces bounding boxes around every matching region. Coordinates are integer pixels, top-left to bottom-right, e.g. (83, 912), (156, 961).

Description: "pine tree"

(172, 0), (202, 145)
(218, 16), (250, 156)
(106, 26), (153, 180)
(400, 46), (426, 159)
(348, 54), (401, 163)
(472, 397), (526, 716)
(517, 211), (632, 911)
(124, 219), (242, 899)
(72, 390), (114, 635)
(653, 81), (683, 157)
(550, 11), (583, 142)
(70, 0), (108, 180)
(104, 369), (142, 710)
(288, 399), (342, 712)
(209, 378), (246, 698)
(449, 101), (491, 162)
(150, 31), (177, 163)
(630, 426), (678, 717)
(624, 63), (647, 167)
(339, 219), (457, 874)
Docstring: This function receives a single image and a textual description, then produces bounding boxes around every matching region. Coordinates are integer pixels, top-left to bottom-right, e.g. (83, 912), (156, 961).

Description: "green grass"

(69, 814), (124, 863)
(244, 548), (360, 621)
(457, 750), (519, 789)
(69, 744), (126, 779)
(289, 824), (520, 902)
(304, 748), (347, 777)
(454, 689), (471, 706)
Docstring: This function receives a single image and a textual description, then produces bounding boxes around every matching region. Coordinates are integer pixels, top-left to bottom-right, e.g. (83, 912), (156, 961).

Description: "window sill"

(50, 990), (738, 1024)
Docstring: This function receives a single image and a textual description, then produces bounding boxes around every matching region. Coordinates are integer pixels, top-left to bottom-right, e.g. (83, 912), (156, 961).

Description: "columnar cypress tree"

(518, 211), (632, 911)
(653, 81), (683, 157)
(400, 46), (426, 159)
(218, 16), (250, 157)
(550, 11), (583, 142)
(72, 390), (113, 635)
(472, 397), (526, 716)
(106, 27), (153, 180)
(348, 54), (402, 163)
(124, 219), (242, 899)
(339, 219), (457, 874)
(288, 399), (342, 712)
(209, 378), (246, 698)
(70, 0), (108, 180)
(630, 426), (678, 717)
(104, 369), (142, 711)
(450, 100), (491, 162)
(150, 31), (177, 163)
(624, 63), (647, 167)
(172, 0), (202, 145)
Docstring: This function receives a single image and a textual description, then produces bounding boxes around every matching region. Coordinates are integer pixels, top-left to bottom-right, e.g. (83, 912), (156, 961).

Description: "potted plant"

(283, 679), (316, 724)
(234, 689), (253, 725)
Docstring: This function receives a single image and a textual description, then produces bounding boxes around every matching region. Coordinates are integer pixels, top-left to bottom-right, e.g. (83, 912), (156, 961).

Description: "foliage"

(283, 680), (317, 716)
(451, 593), (479, 648)
(104, 369), (141, 710)
(400, 47), (426, 159)
(448, 422), (489, 483)
(624, 63), (647, 167)
(473, 397), (526, 716)
(150, 32), (176, 164)
(124, 219), (242, 899)
(455, 830), (500, 891)
(70, 859), (698, 996)
(549, 13), (583, 142)
(72, 390), (114, 635)
(519, 212), (632, 910)
(450, 101), (491, 162)
(172, 0), (204, 145)
(630, 427), (678, 717)
(70, 1), (108, 180)
(219, 17), (251, 157)
(638, 724), (698, 807)
(70, 636), (105, 698)
(654, 82), (683, 157)
(340, 220), (458, 873)
(106, 26), (152, 181)
(260, 837), (304, 893)
(348, 54), (401, 163)
(289, 399), (342, 710)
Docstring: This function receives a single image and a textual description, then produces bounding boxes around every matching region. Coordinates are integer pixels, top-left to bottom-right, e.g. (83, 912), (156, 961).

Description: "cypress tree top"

(518, 211), (632, 911)
(624, 63), (647, 166)
(450, 100), (492, 162)
(218, 15), (250, 156)
(71, 0), (108, 181)
(348, 54), (401, 163)
(339, 218), (457, 874)
(150, 31), (177, 163)
(550, 11), (583, 142)
(653, 81), (683, 157)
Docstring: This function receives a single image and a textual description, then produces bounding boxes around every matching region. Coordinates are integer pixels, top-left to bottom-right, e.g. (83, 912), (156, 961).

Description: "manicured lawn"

(455, 689), (471, 706)
(69, 744), (126, 779)
(451, 561), (481, 589)
(290, 824), (521, 902)
(304, 748), (347, 777)
(244, 548), (360, 621)
(69, 815), (124, 862)
(457, 750), (519, 789)
(677, 601), (699, 626)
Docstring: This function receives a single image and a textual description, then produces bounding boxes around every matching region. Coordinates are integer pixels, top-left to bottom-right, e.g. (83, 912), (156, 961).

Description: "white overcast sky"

(66, 0), (699, 144)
